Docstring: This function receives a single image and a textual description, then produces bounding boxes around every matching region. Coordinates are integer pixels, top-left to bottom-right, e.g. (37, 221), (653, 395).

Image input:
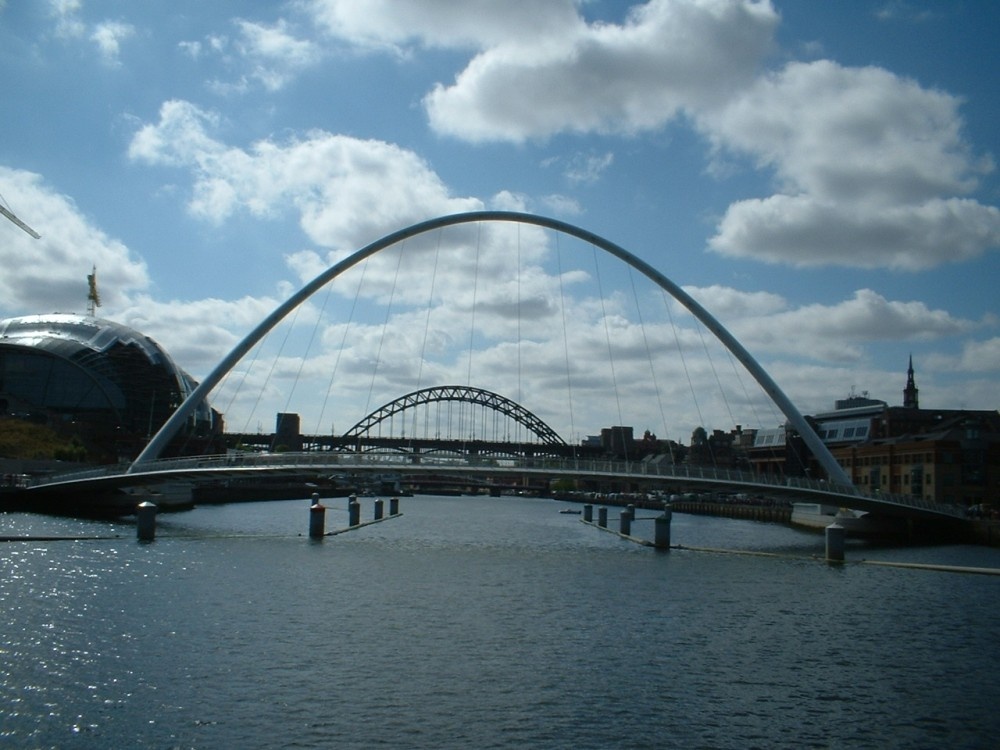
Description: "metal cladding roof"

(0, 313), (172, 367)
(0, 313), (213, 427)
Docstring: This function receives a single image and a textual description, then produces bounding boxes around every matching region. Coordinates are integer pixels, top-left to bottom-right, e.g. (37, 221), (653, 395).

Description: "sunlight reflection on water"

(2, 495), (999, 748)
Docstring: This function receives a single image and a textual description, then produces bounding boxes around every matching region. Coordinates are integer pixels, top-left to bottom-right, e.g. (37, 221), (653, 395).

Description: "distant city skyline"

(1, 1), (997, 443)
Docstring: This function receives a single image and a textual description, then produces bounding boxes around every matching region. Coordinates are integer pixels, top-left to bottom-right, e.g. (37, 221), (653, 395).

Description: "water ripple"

(2, 497), (999, 748)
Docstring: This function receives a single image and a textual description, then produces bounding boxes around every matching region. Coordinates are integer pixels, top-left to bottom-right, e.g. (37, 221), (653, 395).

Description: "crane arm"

(0, 204), (41, 239)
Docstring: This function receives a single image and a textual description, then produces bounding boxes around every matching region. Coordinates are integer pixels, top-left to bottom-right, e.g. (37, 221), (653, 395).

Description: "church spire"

(903, 354), (919, 409)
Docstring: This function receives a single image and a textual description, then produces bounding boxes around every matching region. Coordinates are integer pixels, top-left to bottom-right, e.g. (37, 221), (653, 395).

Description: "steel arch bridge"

(128, 210), (851, 489)
(342, 385), (567, 447)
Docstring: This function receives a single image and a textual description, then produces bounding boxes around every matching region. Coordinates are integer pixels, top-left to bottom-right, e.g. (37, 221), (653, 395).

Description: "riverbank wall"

(670, 500), (1000, 548)
(669, 501), (792, 524)
(968, 520), (1000, 547)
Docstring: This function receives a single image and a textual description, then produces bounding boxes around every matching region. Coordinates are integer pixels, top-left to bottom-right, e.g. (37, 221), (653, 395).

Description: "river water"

(2, 494), (999, 749)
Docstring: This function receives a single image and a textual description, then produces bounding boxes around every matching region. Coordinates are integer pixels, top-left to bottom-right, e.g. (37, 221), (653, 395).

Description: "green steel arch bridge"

(342, 385), (567, 449)
(227, 385), (585, 458)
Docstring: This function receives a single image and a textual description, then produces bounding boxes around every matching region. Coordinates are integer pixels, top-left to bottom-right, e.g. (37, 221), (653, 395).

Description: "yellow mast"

(87, 265), (101, 316)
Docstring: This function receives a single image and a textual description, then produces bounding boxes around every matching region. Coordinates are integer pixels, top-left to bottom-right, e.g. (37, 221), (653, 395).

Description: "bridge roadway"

(26, 452), (966, 522)
(227, 434), (591, 458)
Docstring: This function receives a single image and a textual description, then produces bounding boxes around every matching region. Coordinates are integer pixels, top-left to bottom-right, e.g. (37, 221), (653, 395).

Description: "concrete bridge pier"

(583, 504), (593, 522)
(598, 507), (608, 528)
(825, 523), (845, 563)
(136, 501), (157, 541)
(619, 509), (631, 536)
(374, 498), (384, 520)
(309, 494), (326, 539)
(654, 508), (672, 550)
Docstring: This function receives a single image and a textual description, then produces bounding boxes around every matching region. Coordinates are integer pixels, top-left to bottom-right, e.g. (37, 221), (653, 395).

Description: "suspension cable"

(243, 299), (302, 437)
(412, 228), (443, 439)
(516, 223), (523, 411)
(628, 266), (672, 458)
(217, 334), (265, 431)
(362, 242), (405, 421)
(593, 244), (625, 457)
(463, 222), (482, 444)
(314, 256), (368, 436)
(661, 288), (706, 446)
(555, 232), (576, 451)
(281, 277), (334, 418)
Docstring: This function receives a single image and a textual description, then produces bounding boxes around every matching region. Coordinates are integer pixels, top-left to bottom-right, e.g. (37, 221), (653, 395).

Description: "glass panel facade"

(0, 350), (123, 413)
(0, 313), (222, 460)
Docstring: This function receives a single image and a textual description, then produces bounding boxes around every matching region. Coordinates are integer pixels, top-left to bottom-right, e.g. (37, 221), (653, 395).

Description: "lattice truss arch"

(342, 385), (567, 446)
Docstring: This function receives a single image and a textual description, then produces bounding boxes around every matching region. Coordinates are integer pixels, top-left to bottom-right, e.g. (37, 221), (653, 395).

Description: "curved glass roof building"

(0, 313), (222, 462)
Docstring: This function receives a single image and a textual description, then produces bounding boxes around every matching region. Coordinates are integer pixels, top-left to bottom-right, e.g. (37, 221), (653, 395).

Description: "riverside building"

(747, 358), (1000, 509)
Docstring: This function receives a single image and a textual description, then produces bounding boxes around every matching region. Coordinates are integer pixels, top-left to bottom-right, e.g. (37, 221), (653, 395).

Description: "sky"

(0, 0), (998, 446)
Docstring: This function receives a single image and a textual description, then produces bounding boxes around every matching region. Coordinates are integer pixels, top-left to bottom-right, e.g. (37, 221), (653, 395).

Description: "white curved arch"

(129, 211), (852, 487)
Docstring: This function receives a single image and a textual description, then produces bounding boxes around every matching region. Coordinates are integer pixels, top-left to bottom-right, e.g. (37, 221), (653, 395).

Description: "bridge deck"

(25, 452), (967, 522)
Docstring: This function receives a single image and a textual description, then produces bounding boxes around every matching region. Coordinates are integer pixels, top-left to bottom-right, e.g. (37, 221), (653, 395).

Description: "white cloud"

(703, 61), (981, 203)
(208, 34), (228, 54)
(800, 289), (973, 341)
(682, 285), (979, 364)
(90, 20), (135, 65)
(307, 0), (999, 272)
(178, 40), (202, 59)
(48, 1), (134, 65)
(129, 100), (225, 168)
(124, 130), (676, 431)
(125, 102), (592, 386)
(423, 0), (778, 142)
(233, 18), (322, 91)
(235, 18), (316, 64)
(874, 1), (935, 23)
(540, 194), (583, 216)
(0, 167), (149, 315)
(182, 19), (320, 93)
(684, 284), (787, 318)
(49, 0), (85, 38)
(957, 338), (1000, 373)
(115, 294), (283, 375)
(562, 151), (615, 185)
(710, 194), (1000, 270)
(128, 99), (481, 251)
(695, 59), (1000, 269)
(112, 3), (997, 429)
(306, 0), (583, 52)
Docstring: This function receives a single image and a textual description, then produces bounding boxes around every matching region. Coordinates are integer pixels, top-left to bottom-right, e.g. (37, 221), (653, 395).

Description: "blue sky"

(0, 0), (997, 443)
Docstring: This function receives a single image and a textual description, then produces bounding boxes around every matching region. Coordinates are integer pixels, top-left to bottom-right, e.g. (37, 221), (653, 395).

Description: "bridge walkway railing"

(29, 451), (965, 519)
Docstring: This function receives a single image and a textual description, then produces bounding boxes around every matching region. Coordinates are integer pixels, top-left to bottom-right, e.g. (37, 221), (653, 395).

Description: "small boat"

(558, 508), (582, 515)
